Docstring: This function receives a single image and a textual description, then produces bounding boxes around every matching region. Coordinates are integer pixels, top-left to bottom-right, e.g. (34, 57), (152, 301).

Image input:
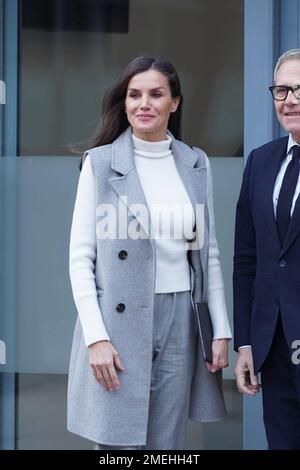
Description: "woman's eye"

(152, 93), (162, 98)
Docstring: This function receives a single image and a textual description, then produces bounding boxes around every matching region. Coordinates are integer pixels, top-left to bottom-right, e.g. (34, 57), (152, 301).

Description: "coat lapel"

(171, 137), (209, 301)
(170, 137), (207, 221)
(109, 127), (152, 240)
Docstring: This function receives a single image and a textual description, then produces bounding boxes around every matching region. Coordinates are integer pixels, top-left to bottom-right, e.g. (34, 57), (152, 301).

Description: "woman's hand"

(88, 340), (124, 391)
(206, 338), (229, 373)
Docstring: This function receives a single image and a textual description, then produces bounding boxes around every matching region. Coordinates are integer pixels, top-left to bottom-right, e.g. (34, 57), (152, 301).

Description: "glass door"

(1, 0), (244, 449)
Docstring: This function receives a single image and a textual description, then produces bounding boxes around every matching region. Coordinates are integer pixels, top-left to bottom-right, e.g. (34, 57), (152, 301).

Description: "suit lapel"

(258, 139), (288, 251)
(265, 149), (286, 247)
(267, 137), (300, 255)
(282, 191), (300, 254)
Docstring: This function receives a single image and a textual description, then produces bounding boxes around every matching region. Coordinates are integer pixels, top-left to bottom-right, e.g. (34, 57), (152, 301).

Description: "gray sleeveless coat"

(67, 127), (226, 445)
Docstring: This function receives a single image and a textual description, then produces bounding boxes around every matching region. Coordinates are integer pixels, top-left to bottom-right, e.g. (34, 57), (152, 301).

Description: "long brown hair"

(91, 56), (183, 148)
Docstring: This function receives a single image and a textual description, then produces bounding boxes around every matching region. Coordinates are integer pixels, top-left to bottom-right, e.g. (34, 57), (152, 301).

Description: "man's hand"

(88, 340), (124, 391)
(235, 347), (261, 396)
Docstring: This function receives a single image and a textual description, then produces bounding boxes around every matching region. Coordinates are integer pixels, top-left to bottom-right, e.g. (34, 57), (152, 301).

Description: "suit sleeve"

(233, 150), (257, 350)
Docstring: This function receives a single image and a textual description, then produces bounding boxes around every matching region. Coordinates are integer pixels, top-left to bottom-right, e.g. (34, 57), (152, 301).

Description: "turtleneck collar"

(132, 133), (172, 158)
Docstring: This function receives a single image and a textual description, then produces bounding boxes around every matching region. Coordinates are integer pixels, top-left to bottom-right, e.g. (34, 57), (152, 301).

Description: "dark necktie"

(276, 145), (300, 245)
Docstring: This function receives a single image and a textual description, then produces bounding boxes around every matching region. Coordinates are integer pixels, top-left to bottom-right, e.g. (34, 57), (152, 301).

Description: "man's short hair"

(274, 48), (300, 82)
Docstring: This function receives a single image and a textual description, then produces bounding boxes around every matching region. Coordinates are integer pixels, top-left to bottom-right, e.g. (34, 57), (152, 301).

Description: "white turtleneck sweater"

(69, 134), (232, 346)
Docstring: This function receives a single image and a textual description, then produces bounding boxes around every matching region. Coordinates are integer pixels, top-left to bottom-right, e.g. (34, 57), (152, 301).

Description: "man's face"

(274, 60), (300, 143)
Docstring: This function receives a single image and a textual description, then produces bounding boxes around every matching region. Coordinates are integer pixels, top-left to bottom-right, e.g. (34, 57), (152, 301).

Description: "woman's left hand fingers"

(208, 339), (229, 372)
(207, 360), (228, 373)
(210, 359), (221, 373)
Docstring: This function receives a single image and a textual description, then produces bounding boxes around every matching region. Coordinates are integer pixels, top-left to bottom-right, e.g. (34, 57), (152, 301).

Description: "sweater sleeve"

(69, 155), (110, 346)
(205, 155), (232, 340)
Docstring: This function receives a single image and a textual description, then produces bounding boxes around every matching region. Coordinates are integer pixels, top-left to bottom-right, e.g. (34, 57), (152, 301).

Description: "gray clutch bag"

(193, 301), (213, 363)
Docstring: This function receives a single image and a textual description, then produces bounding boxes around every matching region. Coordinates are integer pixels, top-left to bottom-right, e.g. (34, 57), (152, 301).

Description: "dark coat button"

(116, 303), (125, 313)
(279, 259), (286, 268)
(118, 250), (128, 260)
(275, 297), (280, 306)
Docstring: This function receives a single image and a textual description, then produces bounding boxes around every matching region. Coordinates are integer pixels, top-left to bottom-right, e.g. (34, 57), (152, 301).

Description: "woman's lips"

(136, 114), (155, 120)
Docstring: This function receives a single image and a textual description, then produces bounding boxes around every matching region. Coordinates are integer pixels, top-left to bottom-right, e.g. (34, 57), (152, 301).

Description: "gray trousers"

(95, 291), (197, 450)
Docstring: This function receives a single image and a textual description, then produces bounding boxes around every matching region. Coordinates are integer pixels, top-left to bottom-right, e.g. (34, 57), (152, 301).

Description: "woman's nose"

(140, 95), (150, 109)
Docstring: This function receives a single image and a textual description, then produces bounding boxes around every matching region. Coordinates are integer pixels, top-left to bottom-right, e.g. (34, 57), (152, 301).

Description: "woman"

(67, 56), (231, 450)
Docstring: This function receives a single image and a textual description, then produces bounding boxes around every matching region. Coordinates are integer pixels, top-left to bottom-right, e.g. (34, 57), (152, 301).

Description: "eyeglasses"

(269, 85), (300, 101)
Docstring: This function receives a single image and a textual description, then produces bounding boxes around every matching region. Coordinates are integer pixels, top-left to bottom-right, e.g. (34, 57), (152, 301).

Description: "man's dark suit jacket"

(233, 136), (300, 374)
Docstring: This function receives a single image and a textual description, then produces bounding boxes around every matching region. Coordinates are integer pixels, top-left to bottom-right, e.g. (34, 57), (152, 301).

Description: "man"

(234, 49), (300, 450)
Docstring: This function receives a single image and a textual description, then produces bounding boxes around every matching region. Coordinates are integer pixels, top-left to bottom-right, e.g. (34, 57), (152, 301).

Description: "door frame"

(0, 0), (19, 450)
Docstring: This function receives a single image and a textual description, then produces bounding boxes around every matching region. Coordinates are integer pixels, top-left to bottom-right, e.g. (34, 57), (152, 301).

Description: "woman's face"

(125, 69), (179, 141)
